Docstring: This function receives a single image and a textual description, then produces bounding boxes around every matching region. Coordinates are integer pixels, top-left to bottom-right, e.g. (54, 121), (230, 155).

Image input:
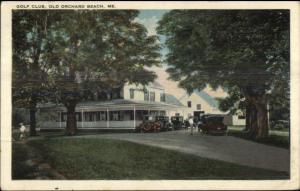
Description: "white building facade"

(170, 89), (246, 126)
(38, 82), (184, 131)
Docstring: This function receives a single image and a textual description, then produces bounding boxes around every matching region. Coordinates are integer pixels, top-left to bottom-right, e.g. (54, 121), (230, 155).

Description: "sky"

(136, 10), (169, 61)
(135, 10), (184, 96)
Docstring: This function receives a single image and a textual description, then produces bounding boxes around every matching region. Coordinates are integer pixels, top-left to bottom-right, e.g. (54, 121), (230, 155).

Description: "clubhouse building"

(38, 80), (245, 131)
(37, 82), (185, 130)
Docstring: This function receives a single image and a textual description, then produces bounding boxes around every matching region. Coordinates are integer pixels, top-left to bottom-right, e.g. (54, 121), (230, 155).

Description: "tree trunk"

(254, 96), (269, 139)
(244, 101), (251, 131)
(29, 99), (37, 136)
(247, 95), (269, 139)
(248, 103), (258, 138)
(29, 106), (37, 136)
(65, 101), (77, 135)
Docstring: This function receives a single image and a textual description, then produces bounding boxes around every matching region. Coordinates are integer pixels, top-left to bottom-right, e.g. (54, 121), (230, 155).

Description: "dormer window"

(150, 92), (155, 102)
(129, 89), (134, 99)
(187, 101), (192, 108)
(144, 90), (149, 101)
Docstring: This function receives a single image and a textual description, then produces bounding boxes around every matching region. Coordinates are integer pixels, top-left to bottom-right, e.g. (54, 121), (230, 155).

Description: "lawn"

(227, 126), (290, 149)
(12, 142), (37, 179)
(13, 138), (289, 180)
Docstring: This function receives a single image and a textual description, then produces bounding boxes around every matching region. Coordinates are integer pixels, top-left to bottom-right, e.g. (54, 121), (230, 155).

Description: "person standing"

(19, 123), (26, 140)
(189, 117), (194, 135)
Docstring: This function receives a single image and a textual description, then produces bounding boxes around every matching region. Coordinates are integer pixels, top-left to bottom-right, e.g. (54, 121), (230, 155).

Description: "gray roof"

(193, 90), (219, 108)
(38, 98), (184, 110)
(165, 93), (184, 107)
(179, 90), (219, 108)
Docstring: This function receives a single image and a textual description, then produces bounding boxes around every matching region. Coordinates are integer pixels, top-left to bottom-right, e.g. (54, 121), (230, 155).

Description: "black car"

(171, 116), (184, 130)
(136, 115), (160, 133)
(155, 116), (172, 131)
(198, 114), (227, 135)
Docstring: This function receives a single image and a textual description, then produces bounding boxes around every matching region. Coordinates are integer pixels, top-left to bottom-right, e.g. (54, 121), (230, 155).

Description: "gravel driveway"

(78, 130), (289, 173)
(40, 130), (290, 172)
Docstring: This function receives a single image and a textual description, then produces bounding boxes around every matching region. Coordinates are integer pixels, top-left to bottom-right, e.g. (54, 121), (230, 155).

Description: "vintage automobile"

(155, 116), (172, 131)
(270, 120), (290, 130)
(198, 114), (227, 135)
(171, 116), (184, 130)
(136, 115), (161, 133)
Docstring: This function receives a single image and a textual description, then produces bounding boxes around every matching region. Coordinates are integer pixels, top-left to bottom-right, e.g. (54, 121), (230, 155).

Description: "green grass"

(228, 126), (290, 149)
(11, 138), (289, 180)
(12, 142), (37, 179)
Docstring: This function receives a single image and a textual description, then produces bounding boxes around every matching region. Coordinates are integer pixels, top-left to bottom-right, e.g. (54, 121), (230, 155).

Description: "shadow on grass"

(228, 128), (290, 149)
(12, 142), (37, 179)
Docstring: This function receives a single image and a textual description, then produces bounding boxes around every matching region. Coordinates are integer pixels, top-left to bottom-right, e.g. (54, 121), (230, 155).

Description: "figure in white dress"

(19, 123), (26, 140)
(189, 117), (194, 135)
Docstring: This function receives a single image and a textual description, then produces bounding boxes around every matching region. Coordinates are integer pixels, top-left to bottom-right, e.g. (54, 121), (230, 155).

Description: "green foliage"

(12, 10), (161, 133)
(217, 86), (245, 114)
(12, 10), (62, 108)
(13, 10), (161, 105)
(157, 10), (289, 117)
(12, 108), (30, 128)
(46, 10), (161, 103)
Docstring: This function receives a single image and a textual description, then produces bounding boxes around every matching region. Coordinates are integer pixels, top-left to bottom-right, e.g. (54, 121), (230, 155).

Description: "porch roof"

(38, 99), (186, 111)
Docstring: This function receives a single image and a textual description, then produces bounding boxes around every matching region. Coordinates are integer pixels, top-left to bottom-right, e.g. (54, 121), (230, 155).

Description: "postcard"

(1, 1), (300, 190)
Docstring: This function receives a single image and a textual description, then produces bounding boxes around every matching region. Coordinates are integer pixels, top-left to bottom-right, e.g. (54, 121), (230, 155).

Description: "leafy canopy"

(48, 10), (161, 103)
(157, 10), (289, 94)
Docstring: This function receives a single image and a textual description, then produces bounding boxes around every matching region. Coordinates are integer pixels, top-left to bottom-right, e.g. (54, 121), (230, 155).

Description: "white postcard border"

(1, 1), (299, 190)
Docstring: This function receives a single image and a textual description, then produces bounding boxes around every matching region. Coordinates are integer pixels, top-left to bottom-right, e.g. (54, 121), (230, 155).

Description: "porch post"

(134, 106), (136, 128)
(59, 111), (62, 128)
(267, 101), (270, 128)
(81, 109), (84, 128)
(107, 108), (109, 128)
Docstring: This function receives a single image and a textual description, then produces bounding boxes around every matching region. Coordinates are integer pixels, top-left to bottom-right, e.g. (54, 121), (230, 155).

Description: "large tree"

(157, 10), (289, 138)
(48, 10), (160, 135)
(12, 10), (61, 136)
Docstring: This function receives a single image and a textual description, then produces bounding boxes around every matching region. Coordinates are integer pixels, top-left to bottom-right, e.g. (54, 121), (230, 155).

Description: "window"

(150, 92), (155, 102)
(238, 115), (246, 119)
(110, 111), (120, 121)
(61, 113), (67, 122)
(61, 112), (82, 122)
(100, 112), (107, 121)
(75, 112), (82, 122)
(160, 93), (165, 102)
(122, 110), (134, 120)
(95, 111), (107, 121)
(84, 112), (94, 121)
(196, 104), (201, 110)
(187, 101), (192, 108)
(144, 90), (149, 101)
(129, 89), (134, 99)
